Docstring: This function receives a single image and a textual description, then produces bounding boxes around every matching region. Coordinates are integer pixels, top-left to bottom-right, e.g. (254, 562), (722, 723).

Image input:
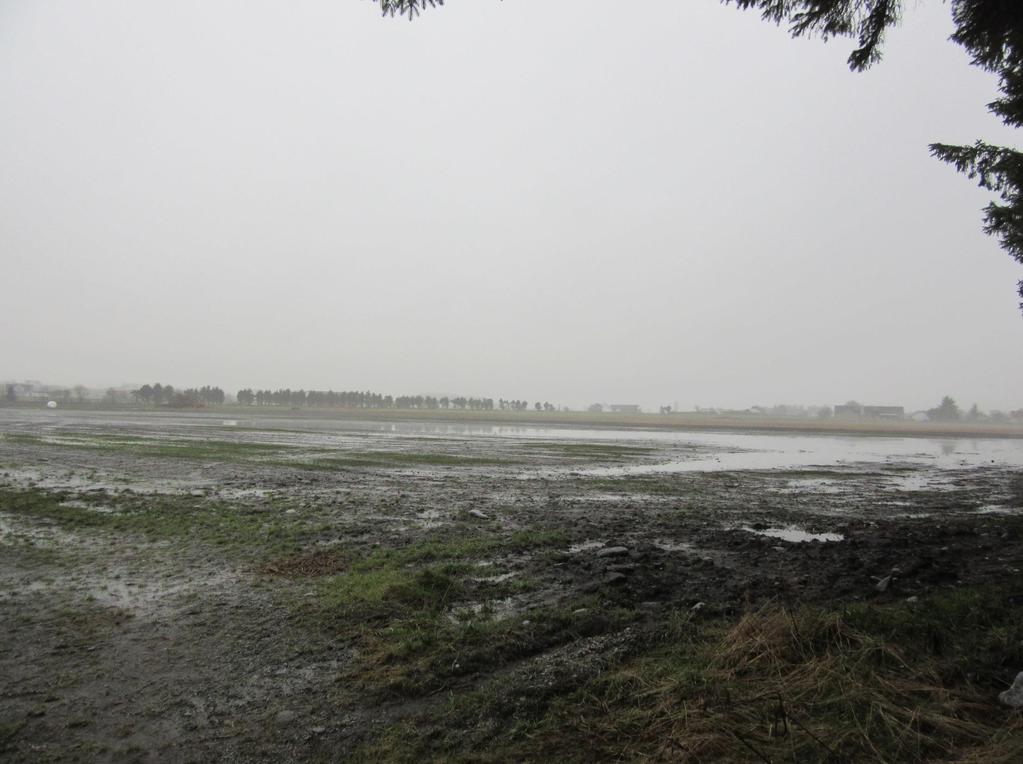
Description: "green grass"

(353, 528), (568, 570)
(2, 431), (517, 469)
(295, 451), (517, 469)
(319, 566), (463, 611)
(1, 432), (290, 462)
(283, 526), (575, 696)
(307, 527), (568, 620)
(314, 568), (637, 700)
(50, 604), (134, 642)
(123, 441), (286, 461)
(0, 487), (309, 557)
(524, 442), (657, 459)
(757, 468), (869, 480)
(0, 432), (47, 446)
(361, 599), (637, 698)
(586, 476), (686, 495)
(0, 720), (24, 753)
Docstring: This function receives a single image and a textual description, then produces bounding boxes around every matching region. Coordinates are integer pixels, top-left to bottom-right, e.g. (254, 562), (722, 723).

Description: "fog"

(2, 0), (1021, 412)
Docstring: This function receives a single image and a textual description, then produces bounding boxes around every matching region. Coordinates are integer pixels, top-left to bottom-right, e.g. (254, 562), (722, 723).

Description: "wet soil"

(1, 410), (1021, 761)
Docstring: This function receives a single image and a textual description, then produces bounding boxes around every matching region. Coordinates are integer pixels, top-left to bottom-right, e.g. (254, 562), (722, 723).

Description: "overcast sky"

(2, 0), (1021, 411)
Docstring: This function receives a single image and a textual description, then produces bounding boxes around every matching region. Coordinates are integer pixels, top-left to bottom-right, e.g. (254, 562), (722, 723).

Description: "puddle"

(561, 493), (673, 504)
(972, 505), (1019, 515)
(59, 499), (118, 514)
(567, 540), (606, 553)
(883, 474), (960, 492)
(0, 517), (15, 543)
(740, 526), (844, 543)
(217, 487), (271, 500)
(520, 431), (1023, 479)
(414, 508), (446, 529)
(775, 478), (847, 495)
(447, 596), (521, 623)
(0, 511), (106, 549)
(472, 571), (517, 584)
(85, 571), (238, 616)
(1, 467), (214, 496)
(652, 539), (696, 553)
(0, 579), (53, 600)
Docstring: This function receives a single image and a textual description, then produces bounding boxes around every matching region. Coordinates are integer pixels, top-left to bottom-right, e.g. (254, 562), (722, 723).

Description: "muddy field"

(1, 409), (1022, 762)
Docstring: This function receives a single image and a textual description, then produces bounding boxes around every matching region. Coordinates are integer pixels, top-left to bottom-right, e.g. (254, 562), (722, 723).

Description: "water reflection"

(740, 527), (844, 543)
(4, 409), (1022, 475)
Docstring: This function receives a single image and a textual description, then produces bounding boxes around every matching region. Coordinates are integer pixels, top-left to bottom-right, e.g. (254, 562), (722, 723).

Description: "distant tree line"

(234, 389), (556, 412)
(925, 396), (1023, 423)
(236, 389), (394, 408)
(131, 383), (225, 407)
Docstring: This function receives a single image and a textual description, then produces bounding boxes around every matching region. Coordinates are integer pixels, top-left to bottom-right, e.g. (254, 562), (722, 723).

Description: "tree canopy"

(374, 0), (1023, 310)
(377, 0), (441, 18)
(927, 395), (962, 422)
(727, 1), (1023, 310)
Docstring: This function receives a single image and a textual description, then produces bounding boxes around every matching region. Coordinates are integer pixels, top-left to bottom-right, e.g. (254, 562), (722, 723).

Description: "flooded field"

(2, 409), (1022, 761)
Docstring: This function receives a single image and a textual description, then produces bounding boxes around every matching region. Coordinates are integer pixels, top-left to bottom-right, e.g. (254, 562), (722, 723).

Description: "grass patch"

(587, 477), (685, 496)
(0, 487), (308, 556)
(122, 440), (286, 460)
(525, 442), (657, 459)
(360, 600), (636, 698)
(320, 566), (462, 611)
(50, 604), (133, 643)
(1, 433), (43, 446)
(354, 528), (569, 571)
(292, 527), (574, 695)
(1, 432), (290, 462)
(0, 720), (24, 752)
(309, 528), (568, 617)
(353, 587), (1023, 762)
(369, 452), (514, 467)
(758, 468), (868, 480)
(294, 451), (517, 469)
(3, 431), (515, 469)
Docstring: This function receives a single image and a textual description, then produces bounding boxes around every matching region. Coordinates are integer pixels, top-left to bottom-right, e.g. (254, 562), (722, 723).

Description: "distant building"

(863, 405), (904, 419)
(587, 403), (604, 413)
(834, 403), (863, 417)
(3, 381), (49, 401)
(834, 403), (904, 419)
(609, 404), (641, 413)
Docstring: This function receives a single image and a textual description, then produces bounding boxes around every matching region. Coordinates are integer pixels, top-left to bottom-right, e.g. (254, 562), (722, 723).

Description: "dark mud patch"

(261, 549), (347, 577)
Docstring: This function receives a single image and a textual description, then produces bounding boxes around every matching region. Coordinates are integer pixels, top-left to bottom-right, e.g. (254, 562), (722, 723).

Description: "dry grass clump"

(510, 600), (1019, 763)
(260, 549), (345, 577)
(955, 714), (1023, 764)
(644, 606), (1010, 762)
(348, 589), (1021, 763)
